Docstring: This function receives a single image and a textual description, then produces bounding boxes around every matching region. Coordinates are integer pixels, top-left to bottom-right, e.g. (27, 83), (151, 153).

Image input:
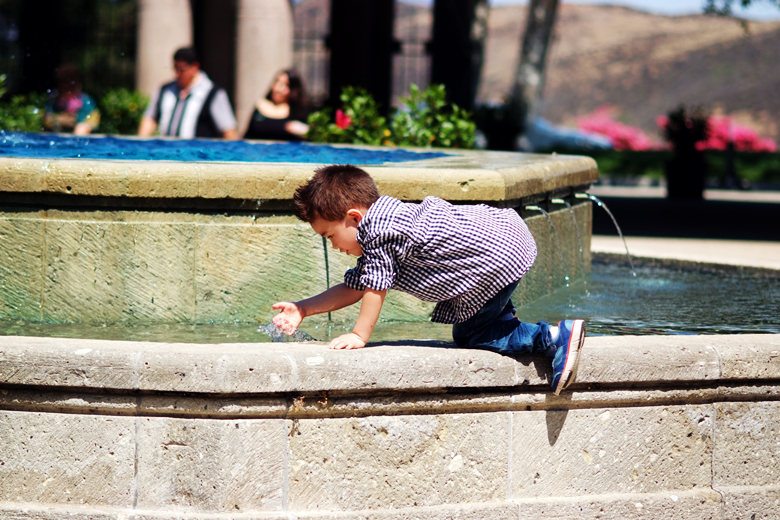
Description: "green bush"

(0, 73), (43, 131)
(0, 95), (46, 132)
(390, 84), (475, 148)
(98, 88), (149, 135)
(307, 87), (389, 146)
(580, 149), (780, 186)
(307, 84), (476, 149)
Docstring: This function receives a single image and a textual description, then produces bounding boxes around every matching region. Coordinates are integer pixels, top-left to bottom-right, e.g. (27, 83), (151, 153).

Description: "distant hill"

(479, 3), (780, 141)
(294, 1), (780, 140)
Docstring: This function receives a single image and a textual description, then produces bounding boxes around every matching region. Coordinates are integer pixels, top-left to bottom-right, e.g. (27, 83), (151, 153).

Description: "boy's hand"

(271, 301), (304, 335)
(328, 332), (366, 350)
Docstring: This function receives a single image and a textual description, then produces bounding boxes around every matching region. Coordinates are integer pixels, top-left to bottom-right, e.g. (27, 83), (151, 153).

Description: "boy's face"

(311, 210), (364, 256)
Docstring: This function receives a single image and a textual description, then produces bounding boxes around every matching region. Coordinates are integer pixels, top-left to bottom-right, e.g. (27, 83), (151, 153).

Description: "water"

(257, 323), (318, 342)
(582, 193), (636, 276)
(0, 131), (448, 164)
(522, 258), (779, 335)
(2, 259), (777, 343)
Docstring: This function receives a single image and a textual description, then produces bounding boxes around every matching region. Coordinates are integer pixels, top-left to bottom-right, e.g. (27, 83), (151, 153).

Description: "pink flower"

(698, 116), (777, 152)
(577, 105), (661, 151)
(657, 112), (777, 152)
(335, 109), (352, 130)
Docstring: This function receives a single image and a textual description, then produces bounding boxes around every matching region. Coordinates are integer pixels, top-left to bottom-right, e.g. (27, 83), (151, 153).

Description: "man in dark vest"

(138, 47), (238, 139)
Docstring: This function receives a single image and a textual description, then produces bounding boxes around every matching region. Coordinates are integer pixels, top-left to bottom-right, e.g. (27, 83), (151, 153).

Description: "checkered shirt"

(344, 195), (537, 323)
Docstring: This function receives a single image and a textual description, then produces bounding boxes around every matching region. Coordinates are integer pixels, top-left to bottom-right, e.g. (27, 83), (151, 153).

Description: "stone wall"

(0, 334), (777, 519)
(0, 203), (590, 324)
(0, 150), (597, 325)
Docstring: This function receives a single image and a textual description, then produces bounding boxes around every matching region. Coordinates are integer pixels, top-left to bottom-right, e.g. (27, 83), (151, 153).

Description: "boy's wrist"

(350, 329), (369, 343)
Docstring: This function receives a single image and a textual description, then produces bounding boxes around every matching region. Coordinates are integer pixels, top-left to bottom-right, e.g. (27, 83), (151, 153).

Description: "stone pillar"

(135, 0), (193, 98)
(235, 0), (294, 134)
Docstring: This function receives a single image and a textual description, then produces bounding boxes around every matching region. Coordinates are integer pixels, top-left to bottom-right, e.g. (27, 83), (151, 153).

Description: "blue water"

(0, 131), (449, 164)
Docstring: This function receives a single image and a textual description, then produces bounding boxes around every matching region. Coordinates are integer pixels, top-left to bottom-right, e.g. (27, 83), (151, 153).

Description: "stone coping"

(1, 334), (777, 398)
(0, 149), (597, 203)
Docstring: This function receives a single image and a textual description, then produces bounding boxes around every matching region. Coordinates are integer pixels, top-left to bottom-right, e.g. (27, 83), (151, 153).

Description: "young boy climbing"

(272, 165), (585, 394)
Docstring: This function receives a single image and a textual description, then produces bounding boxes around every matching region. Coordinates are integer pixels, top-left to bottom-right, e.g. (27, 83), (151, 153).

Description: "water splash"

(257, 323), (318, 342)
(580, 193), (636, 276)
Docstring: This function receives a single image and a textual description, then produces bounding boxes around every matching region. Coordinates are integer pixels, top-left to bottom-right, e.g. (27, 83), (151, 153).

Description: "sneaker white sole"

(553, 319), (585, 395)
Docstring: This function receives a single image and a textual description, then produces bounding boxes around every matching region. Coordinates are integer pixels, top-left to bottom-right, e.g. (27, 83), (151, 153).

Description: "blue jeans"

(452, 281), (554, 357)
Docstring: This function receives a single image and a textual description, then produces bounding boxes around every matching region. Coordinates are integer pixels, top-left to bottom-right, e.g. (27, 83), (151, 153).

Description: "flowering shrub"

(307, 87), (389, 146)
(700, 116), (777, 152)
(656, 106), (709, 152)
(577, 106), (659, 151)
(656, 111), (776, 153)
(307, 84), (475, 149)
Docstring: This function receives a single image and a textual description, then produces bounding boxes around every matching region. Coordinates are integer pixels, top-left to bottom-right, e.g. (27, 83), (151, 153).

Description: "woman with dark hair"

(244, 69), (309, 141)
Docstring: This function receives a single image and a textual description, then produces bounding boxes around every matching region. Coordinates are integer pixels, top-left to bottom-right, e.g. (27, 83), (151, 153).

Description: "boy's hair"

(293, 165), (380, 222)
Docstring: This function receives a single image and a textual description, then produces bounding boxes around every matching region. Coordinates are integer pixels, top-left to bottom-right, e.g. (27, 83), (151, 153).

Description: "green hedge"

(0, 82), (148, 135)
(569, 149), (780, 186)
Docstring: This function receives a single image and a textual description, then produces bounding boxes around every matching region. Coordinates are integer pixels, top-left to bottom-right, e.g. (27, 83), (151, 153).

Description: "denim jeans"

(452, 281), (555, 357)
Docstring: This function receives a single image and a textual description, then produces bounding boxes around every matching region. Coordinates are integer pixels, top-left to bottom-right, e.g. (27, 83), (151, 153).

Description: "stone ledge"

(0, 151), (597, 203)
(1, 334), (777, 396)
(4, 486), (776, 519)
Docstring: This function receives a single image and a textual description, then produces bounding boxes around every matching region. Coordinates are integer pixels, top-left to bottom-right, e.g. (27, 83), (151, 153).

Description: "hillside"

(479, 3), (780, 140)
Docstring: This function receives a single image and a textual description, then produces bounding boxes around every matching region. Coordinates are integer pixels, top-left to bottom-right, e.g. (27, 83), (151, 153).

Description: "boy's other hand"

(328, 333), (366, 350)
(271, 301), (303, 335)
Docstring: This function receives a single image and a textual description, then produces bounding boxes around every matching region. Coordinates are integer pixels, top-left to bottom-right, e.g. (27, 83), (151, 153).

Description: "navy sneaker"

(550, 319), (585, 395)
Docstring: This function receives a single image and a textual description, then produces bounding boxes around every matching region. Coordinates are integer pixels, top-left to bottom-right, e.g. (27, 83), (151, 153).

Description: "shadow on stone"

(545, 404), (570, 446)
(369, 339), (454, 348)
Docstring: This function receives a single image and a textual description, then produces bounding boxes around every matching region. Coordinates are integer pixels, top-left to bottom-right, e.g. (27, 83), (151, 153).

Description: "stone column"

(135, 0), (193, 98)
(235, 0), (294, 134)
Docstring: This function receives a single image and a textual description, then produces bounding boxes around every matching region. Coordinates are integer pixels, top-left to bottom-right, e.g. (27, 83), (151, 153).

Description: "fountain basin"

(6, 137), (777, 518)
(0, 334), (778, 519)
(0, 142), (596, 324)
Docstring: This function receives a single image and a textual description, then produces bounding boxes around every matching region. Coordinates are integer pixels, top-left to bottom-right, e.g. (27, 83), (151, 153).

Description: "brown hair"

(293, 165), (380, 222)
(266, 69), (307, 117)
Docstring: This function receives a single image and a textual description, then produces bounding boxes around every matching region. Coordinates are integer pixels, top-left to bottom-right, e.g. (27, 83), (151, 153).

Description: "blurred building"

(1, 0), (485, 132)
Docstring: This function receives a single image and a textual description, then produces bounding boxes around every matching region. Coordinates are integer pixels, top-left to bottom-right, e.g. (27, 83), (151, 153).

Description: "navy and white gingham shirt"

(344, 195), (537, 323)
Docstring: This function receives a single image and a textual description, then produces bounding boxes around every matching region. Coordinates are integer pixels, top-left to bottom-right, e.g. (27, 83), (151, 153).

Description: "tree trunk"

(507, 0), (560, 131)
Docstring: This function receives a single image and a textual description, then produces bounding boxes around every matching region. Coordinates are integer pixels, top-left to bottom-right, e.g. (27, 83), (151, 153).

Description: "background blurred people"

(138, 47), (237, 139)
(244, 69), (309, 141)
(43, 64), (100, 135)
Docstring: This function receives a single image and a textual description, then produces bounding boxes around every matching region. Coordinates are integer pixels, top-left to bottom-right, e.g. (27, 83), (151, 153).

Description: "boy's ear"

(346, 208), (364, 223)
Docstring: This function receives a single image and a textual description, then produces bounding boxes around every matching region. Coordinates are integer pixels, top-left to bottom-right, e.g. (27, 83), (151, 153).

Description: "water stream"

(580, 193), (636, 276)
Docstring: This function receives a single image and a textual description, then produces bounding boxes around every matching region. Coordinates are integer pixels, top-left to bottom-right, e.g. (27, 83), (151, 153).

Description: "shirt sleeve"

(209, 89), (237, 132)
(356, 232), (399, 291)
(143, 88), (160, 120)
(343, 258), (366, 291)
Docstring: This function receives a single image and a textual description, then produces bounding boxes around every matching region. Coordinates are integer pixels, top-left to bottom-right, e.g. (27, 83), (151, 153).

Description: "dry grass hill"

(294, 1), (780, 140)
(479, 3), (780, 140)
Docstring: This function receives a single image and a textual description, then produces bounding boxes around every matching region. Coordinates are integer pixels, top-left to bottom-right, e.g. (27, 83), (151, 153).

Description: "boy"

(272, 165), (585, 394)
